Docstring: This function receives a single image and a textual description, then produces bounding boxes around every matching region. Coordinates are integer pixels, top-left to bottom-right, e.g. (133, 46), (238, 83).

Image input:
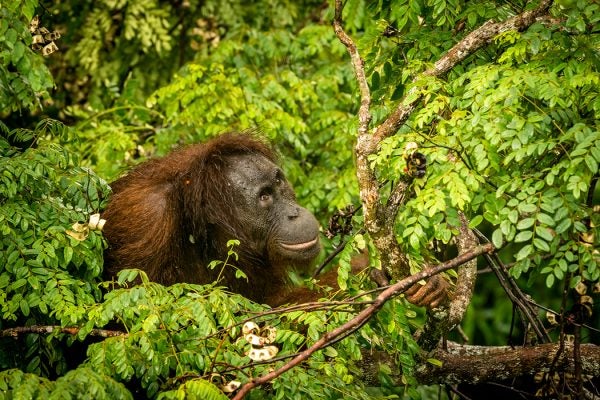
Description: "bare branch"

(0, 325), (126, 338)
(332, 0), (371, 137)
(385, 178), (411, 220)
(448, 213), (479, 325)
(373, 0), (554, 144)
(416, 341), (600, 385)
(334, 0), (414, 282)
(486, 251), (550, 343)
(232, 243), (494, 399)
(333, 0), (381, 233)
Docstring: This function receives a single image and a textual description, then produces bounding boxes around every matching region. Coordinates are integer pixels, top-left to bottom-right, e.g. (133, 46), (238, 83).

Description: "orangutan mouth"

(280, 237), (319, 252)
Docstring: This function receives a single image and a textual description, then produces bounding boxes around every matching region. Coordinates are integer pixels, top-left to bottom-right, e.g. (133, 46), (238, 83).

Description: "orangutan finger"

(419, 285), (447, 308)
(405, 275), (448, 307)
(405, 281), (425, 296)
(406, 284), (431, 306)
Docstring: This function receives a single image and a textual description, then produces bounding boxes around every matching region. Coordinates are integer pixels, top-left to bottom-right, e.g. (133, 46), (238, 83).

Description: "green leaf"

(20, 299), (30, 316)
(515, 244), (533, 261)
(518, 203), (537, 213)
(468, 215), (483, 228)
(585, 155), (598, 174)
(5, 28), (17, 46)
(409, 233), (420, 249)
(324, 346), (338, 357)
(64, 247), (73, 265)
(536, 213), (555, 226)
(514, 231), (533, 243)
(545, 273), (555, 288)
(142, 314), (160, 332)
(492, 228), (503, 248)
(516, 218), (535, 230)
(553, 266), (564, 280)
(536, 226), (554, 241)
(10, 278), (27, 290)
(11, 41), (25, 64)
(508, 209), (519, 224)
(371, 71), (380, 91)
(591, 145), (600, 162)
(533, 238), (550, 252)
(426, 358), (443, 367)
(555, 219), (572, 234)
(7, 250), (19, 265)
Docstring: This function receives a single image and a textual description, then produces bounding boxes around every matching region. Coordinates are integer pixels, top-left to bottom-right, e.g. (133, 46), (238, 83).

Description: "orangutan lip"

(280, 237), (319, 251)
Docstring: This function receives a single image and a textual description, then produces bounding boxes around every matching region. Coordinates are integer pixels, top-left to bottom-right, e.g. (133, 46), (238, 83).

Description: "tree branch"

(334, 0), (413, 281)
(333, 0), (381, 235)
(233, 243), (494, 399)
(332, 0), (371, 137)
(373, 0), (554, 144)
(415, 342), (600, 385)
(335, 0), (554, 284)
(0, 325), (126, 338)
(448, 213), (479, 327)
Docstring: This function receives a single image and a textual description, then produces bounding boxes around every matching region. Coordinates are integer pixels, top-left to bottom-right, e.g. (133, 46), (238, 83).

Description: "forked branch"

(333, 0), (556, 317)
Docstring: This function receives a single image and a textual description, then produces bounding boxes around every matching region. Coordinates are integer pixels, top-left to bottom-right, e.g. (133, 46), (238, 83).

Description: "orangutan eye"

(259, 188), (273, 203)
(274, 170), (285, 186)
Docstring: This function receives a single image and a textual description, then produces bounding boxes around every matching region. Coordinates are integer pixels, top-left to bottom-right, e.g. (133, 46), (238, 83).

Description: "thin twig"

(485, 252), (549, 343)
(473, 228), (550, 344)
(0, 325), (126, 338)
(333, 0), (381, 240)
(548, 274), (571, 393)
(313, 226), (365, 278)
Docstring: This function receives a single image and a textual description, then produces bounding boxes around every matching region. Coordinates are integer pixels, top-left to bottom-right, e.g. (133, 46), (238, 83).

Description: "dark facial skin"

(102, 134), (324, 305)
(225, 154), (321, 268)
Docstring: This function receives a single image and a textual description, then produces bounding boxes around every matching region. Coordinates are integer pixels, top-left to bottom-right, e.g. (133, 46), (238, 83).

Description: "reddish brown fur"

(102, 134), (290, 302)
(102, 133), (448, 308)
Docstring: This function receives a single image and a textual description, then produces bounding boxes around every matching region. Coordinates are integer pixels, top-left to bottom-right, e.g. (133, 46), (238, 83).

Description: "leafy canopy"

(0, 0), (599, 398)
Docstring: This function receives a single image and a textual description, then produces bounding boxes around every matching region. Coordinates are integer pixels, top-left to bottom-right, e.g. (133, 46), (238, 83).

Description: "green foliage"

(363, 1), (600, 292)
(44, 0), (340, 120)
(0, 367), (132, 399)
(75, 270), (393, 399)
(64, 26), (360, 225)
(50, 0), (176, 111)
(444, 21), (600, 287)
(158, 379), (228, 400)
(1, 0), (599, 398)
(208, 239), (247, 281)
(0, 120), (410, 399)
(0, 120), (110, 374)
(0, 0), (54, 112)
(71, 0), (172, 76)
(56, 0), (359, 216)
(360, 0), (509, 115)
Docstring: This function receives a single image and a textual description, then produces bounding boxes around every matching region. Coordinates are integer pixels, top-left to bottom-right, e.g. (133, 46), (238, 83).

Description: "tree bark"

(416, 342), (600, 385)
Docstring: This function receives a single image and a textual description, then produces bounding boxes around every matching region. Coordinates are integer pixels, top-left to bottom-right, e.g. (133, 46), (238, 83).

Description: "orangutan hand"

(404, 274), (449, 308)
